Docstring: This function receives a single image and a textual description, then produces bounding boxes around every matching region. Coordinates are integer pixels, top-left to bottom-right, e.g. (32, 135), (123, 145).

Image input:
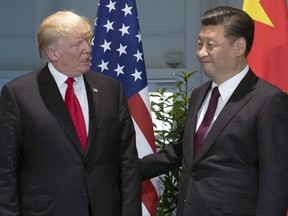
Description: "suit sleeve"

(140, 136), (182, 181)
(0, 85), (22, 216)
(256, 91), (288, 215)
(117, 85), (142, 216)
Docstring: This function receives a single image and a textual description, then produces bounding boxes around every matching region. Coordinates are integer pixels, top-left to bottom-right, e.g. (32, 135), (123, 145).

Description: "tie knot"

(211, 86), (220, 99)
(65, 77), (75, 87)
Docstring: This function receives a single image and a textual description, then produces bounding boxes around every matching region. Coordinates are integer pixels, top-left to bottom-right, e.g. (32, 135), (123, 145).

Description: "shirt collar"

(48, 62), (84, 87)
(212, 65), (249, 101)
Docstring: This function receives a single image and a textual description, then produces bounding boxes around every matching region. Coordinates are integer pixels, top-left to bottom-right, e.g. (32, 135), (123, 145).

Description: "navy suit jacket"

(0, 65), (141, 216)
(142, 70), (288, 215)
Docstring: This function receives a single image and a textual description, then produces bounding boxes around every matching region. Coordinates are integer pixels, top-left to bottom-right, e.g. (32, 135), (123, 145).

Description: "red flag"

(243, 2), (288, 215)
(90, 0), (159, 215)
(243, 0), (288, 93)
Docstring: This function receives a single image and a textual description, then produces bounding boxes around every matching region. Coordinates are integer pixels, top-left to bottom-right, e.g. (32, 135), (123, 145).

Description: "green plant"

(150, 71), (197, 215)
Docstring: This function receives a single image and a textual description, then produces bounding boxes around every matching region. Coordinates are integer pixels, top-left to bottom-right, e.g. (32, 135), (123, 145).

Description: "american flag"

(90, 0), (159, 215)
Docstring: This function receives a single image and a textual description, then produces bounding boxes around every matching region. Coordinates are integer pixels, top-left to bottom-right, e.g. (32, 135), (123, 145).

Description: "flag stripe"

(133, 119), (154, 158)
(128, 93), (156, 153)
(142, 180), (159, 216)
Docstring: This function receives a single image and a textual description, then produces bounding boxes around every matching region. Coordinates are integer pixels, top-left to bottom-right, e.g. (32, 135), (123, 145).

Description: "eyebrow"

(198, 36), (215, 41)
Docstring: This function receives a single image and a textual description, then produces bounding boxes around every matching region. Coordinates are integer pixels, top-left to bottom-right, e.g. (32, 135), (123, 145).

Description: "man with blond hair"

(0, 10), (141, 216)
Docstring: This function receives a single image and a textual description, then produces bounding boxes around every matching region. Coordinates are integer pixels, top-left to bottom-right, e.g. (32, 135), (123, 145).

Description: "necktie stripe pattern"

(65, 77), (87, 152)
(194, 86), (220, 157)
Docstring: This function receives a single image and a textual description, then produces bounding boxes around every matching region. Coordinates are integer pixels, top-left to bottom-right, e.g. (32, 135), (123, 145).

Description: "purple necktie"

(194, 87), (220, 157)
(65, 77), (87, 152)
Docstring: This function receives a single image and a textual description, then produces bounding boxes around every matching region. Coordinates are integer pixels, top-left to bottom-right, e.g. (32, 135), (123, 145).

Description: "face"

(197, 25), (244, 85)
(51, 33), (91, 77)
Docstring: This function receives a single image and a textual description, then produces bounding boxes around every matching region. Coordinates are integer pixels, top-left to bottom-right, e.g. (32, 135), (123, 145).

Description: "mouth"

(200, 61), (211, 65)
(83, 57), (90, 64)
(199, 58), (212, 65)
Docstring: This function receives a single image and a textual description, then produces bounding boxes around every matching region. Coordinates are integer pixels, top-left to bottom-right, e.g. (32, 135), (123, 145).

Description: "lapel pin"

(93, 88), (98, 93)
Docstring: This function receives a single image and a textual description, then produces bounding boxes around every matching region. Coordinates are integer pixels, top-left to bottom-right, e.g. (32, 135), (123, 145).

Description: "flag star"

(243, 0), (273, 26)
(119, 24), (130, 36)
(100, 40), (112, 53)
(106, 0), (116, 12)
(90, 56), (93, 66)
(103, 19), (114, 33)
(114, 64), (125, 76)
(94, 17), (98, 26)
(133, 49), (143, 62)
(131, 69), (142, 81)
(91, 37), (95, 46)
(122, 4), (133, 17)
(135, 31), (141, 43)
(98, 60), (109, 72)
(116, 43), (128, 56)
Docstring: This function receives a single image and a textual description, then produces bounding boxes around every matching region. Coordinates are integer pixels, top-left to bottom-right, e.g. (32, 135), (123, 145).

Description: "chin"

(81, 66), (90, 73)
(203, 71), (215, 80)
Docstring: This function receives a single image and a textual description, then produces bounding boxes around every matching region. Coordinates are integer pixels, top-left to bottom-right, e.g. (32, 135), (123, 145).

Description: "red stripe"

(128, 93), (156, 152)
(128, 92), (158, 215)
(142, 180), (159, 216)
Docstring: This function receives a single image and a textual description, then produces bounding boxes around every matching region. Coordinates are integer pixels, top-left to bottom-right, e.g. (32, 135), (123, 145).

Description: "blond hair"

(37, 10), (91, 60)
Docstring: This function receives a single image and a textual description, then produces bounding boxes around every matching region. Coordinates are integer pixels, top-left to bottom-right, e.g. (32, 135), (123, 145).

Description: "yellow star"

(243, 0), (274, 27)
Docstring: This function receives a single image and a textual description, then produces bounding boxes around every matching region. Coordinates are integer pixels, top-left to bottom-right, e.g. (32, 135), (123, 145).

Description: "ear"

(234, 37), (246, 56)
(45, 48), (59, 62)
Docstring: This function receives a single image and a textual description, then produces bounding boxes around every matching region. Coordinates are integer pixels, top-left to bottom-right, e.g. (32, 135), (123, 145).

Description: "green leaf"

(150, 70), (197, 214)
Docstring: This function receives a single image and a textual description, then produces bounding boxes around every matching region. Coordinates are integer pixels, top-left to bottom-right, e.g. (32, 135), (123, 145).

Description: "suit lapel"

(37, 65), (84, 154)
(82, 72), (100, 154)
(193, 70), (258, 164)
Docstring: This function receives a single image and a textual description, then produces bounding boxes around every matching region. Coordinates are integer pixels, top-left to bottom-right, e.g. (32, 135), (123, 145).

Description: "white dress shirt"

(48, 63), (89, 135)
(196, 65), (249, 134)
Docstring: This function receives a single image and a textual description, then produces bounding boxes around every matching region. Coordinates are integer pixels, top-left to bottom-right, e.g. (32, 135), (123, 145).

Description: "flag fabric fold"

(243, 0), (288, 93)
(90, 0), (159, 215)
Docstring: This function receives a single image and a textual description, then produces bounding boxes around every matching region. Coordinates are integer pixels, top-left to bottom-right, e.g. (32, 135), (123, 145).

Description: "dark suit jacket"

(142, 70), (288, 215)
(0, 65), (141, 216)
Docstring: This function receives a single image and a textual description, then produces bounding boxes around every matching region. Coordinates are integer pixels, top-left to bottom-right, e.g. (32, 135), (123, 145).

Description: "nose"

(83, 40), (91, 53)
(197, 46), (208, 58)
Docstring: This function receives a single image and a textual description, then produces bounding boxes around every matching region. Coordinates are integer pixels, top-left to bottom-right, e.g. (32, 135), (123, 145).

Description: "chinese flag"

(243, 0), (288, 93)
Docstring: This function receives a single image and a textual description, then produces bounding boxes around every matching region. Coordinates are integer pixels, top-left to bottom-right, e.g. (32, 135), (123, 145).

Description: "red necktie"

(194, 87), (220, 157)
(65, 77), (87, 152)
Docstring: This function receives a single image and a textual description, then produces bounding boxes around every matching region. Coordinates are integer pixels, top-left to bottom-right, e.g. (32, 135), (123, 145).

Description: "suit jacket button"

(84, 163), (88, 168)
(191, 171), (196, 177)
